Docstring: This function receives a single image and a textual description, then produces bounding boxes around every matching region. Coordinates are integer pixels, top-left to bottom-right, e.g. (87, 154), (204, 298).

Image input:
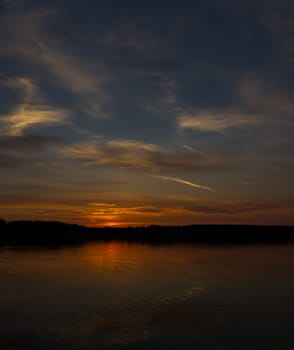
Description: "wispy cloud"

(88, 202), (163, 217)
(1, 76), (36, 98)
(63, 139), (224, 172)
(178, 111), (260, 132)
(238, 76), (294, 117)
(0, 77), (67, 136)
(0, 5), (110, 118)
(3, 108), (66, 136)
(154, 175), (215, 192)
(34, 41), (110, 118)
(177, 76), (294, 137)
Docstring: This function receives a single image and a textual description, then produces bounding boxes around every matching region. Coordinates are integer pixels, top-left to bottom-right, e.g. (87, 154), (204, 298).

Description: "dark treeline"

(1, 219), (294, 246)
(92, 225), (294, 245)
(0, 219), (87, 246)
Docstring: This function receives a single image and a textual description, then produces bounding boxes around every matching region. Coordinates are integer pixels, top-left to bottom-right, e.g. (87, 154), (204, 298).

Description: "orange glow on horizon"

(1, 201), (294, 227)
(102, 221), (129, 227)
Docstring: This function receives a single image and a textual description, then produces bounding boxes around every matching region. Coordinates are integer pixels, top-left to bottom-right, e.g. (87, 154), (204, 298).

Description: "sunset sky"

(0, 0), (293, 226)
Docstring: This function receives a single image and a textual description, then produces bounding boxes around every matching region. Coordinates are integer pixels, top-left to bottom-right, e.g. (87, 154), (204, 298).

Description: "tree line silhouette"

(0, 219), (294, 246)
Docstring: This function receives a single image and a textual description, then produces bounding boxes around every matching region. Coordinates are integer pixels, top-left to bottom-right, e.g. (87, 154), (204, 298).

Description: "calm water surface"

(1, 242), (294, 349)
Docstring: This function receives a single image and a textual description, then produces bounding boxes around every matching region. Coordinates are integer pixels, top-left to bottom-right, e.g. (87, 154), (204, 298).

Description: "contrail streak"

(154, 175), (215, 192)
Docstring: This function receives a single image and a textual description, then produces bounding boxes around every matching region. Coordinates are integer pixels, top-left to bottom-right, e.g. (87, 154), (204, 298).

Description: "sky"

(0, 0), (293, 226)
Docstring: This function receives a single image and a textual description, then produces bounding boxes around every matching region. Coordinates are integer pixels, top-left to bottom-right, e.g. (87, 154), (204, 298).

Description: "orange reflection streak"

(83, 241), (203, 276)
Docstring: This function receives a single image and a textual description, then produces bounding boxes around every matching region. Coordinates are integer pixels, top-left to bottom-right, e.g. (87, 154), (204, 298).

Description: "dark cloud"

(0, 134), (60, 150)
(0, 134), (62, 167)
(183, 202), (277, 215)
(64, 139), (226, 173)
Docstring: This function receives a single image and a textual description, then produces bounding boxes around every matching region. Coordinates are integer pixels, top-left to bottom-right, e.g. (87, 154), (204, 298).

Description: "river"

(1, 242), (294, 349)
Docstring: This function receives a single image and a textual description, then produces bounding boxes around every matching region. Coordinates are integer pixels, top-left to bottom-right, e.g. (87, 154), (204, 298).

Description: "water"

(1, 242), (294, 349)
